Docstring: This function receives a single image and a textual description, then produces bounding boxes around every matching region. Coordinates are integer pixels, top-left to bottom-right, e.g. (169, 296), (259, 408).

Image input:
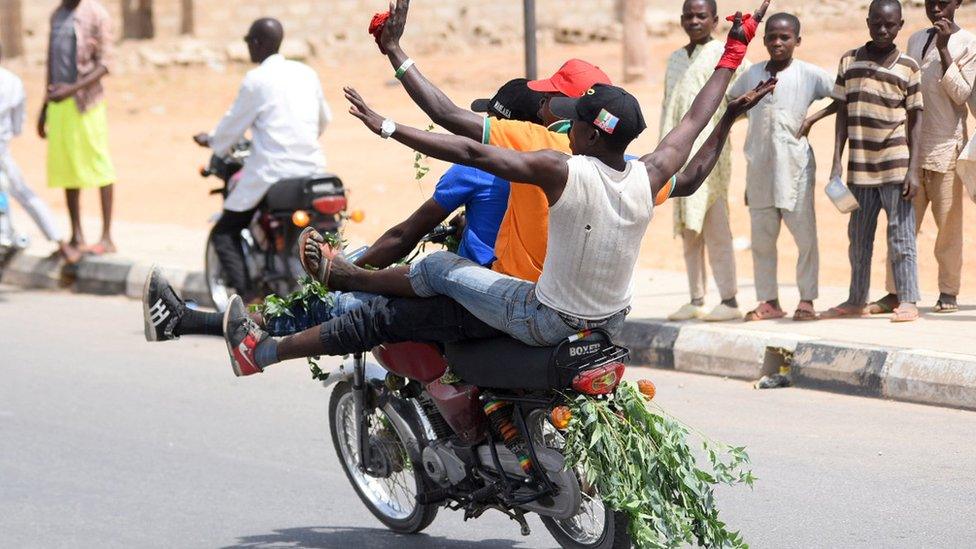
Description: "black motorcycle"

(200, 141), (356, 311)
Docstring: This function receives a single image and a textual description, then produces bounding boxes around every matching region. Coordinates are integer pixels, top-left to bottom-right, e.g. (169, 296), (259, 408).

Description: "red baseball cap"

(527, 59), (612, 98)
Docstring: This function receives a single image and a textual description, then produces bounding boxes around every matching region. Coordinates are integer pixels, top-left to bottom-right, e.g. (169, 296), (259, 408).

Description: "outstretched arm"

(353, 199), (449, 269)
(376, 0), (483, 140)
(642, 0), (770, 194)
(671, 79), (777, 198)
(345, 87), (568, 200)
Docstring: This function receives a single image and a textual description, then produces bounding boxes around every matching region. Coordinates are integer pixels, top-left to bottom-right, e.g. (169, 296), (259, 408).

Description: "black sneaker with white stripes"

(142, 265), (185, 342)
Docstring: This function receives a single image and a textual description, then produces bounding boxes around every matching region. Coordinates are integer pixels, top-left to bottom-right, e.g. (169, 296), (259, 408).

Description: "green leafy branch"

(249, 275), (334, 382)
(563, 382), (755, 548)
(413, 124), (436, 182)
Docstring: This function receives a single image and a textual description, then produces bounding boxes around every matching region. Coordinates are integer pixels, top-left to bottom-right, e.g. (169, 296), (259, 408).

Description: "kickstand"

(512, 508), (531, 536)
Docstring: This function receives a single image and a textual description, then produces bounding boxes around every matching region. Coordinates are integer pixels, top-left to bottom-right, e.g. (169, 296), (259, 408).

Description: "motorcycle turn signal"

(291, 210), (311, 228)
(550, 406), (572, 430)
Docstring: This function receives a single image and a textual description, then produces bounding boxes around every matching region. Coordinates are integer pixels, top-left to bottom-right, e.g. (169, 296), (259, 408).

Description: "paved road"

(2, 288), (975, 548)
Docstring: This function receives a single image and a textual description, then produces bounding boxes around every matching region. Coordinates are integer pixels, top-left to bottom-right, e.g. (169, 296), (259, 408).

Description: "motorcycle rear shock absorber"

(482, 399), (533, 474)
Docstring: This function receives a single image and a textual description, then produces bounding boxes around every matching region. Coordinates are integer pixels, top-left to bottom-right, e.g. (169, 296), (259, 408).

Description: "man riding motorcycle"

(194, 17), (332, 303)
(222, 2), (774, 375)
(144, 78), (550, 346)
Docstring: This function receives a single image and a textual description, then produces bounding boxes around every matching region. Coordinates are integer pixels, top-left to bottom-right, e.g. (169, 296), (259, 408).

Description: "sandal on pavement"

(865, 295), (898, 315)
(933, 300), (959, 314)
(891, 304), (920, 323)
(820, 304), (866, 319)
(792, 303), (819, 322)
(744, 302), (787, 322)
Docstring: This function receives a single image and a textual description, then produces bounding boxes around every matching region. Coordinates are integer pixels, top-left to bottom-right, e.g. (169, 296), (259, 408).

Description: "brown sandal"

(744, 302), (787, 322)
(793, 303), (819, 321)
(298, 227), (340, 285)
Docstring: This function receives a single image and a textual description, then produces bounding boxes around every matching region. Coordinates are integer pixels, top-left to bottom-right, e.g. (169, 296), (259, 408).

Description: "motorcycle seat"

(444, 331), (624, 391)
(264, 174), (344, 213)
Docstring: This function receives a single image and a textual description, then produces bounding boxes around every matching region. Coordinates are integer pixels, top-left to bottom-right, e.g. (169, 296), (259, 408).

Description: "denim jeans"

(317, 295), (502, 356)
(264, 291), (376, 336)
(408, 251), (627, 346)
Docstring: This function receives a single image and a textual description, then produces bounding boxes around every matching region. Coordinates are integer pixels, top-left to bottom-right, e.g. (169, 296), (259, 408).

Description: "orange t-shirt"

(484, 118), (571, 283)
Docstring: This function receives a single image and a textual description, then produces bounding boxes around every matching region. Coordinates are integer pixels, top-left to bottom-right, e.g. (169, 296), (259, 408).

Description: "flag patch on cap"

(593, 109), (619, 134)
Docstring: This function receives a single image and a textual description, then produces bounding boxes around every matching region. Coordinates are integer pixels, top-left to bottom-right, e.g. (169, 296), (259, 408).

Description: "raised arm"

(375, 0), (483, 140)
(345, 87), (568, 200)
(642, 0), (770, 194)
(672, 79), (777, 198)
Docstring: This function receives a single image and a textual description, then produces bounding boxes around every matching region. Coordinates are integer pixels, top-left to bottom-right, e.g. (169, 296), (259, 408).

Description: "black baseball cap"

(548, 84), (646, 143)
(471, 78), (545, 124)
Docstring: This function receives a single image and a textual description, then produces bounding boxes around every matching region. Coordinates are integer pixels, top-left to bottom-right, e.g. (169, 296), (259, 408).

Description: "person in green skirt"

(38, 0), (117, 256)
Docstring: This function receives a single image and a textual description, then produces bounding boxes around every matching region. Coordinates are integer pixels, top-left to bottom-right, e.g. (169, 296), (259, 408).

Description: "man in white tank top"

(221, 2), (776, 375)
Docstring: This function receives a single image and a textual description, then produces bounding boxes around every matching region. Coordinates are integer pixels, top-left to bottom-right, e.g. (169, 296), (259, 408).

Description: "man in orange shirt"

(374, 0), (610, 282)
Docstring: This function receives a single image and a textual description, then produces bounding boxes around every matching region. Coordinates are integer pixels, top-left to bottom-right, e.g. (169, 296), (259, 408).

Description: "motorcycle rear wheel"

(533, 413), (632, 549)
(328, 382), (438, 534)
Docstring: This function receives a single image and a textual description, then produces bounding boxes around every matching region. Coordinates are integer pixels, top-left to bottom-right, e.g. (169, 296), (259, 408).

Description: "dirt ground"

(6, 6), (976, 305)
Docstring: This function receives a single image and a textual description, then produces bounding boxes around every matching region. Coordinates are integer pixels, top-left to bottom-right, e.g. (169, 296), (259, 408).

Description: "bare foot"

(58, 242), (83, 264)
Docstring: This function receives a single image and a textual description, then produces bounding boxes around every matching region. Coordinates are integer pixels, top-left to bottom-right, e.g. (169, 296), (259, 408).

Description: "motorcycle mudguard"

(320, 356), (388, 389)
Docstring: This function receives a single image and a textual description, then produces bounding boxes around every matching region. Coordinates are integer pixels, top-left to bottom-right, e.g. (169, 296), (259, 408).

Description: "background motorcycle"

(320, 290), (634, 549)
(199, 141), (357, 311)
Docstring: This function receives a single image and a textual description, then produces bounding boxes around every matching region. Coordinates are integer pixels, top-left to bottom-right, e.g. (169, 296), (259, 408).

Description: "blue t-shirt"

(432, 164), (510, 267)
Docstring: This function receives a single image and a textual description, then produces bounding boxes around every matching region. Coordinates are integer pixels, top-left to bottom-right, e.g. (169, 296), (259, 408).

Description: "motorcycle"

(199, 141), (356, 311)
(321, 326), (634, 548)
(0, 170), (29, 282)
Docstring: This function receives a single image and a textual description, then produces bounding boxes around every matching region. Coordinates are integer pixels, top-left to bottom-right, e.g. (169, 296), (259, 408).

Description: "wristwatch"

(380, 119), (397, 139)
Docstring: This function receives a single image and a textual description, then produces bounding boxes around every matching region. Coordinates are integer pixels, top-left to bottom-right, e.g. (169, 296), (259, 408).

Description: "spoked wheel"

(532, 412), (632, 549)
(328, 382), (437, 534)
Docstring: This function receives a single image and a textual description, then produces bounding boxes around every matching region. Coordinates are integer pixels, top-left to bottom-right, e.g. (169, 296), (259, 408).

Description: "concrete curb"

(622, 319), (976, 412)
(4, 250), (975, 412)
(2, 251), (213, 307)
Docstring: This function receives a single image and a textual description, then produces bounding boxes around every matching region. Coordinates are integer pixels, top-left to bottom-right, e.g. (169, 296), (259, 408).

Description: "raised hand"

(380, 0), (410, 54)
(344, 86), (385, 135)
(727, 0), (771, 44)
(934, 17), (957, 50)
(727, 78), (777, 117)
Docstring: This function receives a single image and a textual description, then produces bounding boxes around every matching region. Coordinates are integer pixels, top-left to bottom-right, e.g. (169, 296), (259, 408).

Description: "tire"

(541, 507), (632, 549)
(204, 232), (231, 312)
(532, 412), (633, 549)
(328, 382), (438, 534)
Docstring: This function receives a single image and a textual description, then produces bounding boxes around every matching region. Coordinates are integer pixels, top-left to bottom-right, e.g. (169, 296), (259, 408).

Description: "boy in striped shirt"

(823, 0), (924, 322)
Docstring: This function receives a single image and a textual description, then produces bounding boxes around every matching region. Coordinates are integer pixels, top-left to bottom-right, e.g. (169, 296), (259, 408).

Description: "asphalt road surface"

(2, 287), (975, 548)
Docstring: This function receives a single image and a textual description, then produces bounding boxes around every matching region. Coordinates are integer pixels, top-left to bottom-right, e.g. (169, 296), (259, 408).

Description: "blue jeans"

(264, 291), (376, 336)
(408, 251), (627, 346)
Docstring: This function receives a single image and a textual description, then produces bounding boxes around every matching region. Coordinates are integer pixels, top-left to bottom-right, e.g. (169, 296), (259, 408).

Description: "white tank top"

(536, 155), (653, 320)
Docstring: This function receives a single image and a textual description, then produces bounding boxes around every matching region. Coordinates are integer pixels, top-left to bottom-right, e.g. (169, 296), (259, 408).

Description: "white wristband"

(395, 58), (415, 80)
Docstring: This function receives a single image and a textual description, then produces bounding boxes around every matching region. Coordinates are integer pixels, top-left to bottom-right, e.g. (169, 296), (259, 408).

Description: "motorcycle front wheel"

(328, 382), (438, 534)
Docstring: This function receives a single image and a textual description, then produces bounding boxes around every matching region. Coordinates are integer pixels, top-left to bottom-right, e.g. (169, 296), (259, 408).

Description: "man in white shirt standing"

(0, 45), (79, 263)
(193, 18), (331, 303)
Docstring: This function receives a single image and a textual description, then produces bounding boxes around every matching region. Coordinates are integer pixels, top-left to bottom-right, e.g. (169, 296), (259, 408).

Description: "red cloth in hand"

(369, 11), (390, 54)
(716, 13), (759, 71)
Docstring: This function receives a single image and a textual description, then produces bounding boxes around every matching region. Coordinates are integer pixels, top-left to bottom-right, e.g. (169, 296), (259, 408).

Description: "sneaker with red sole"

(223, 295), (267, 377)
